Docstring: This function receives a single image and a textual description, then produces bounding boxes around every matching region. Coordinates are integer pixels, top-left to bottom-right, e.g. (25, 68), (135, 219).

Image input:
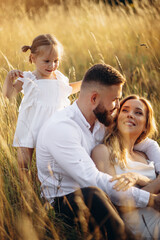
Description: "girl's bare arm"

(70, 80), (82, 94)
(3, 70), (23, 99)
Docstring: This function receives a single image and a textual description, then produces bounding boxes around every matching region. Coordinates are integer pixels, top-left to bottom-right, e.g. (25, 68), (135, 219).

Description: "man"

(36, 64), (160, 240)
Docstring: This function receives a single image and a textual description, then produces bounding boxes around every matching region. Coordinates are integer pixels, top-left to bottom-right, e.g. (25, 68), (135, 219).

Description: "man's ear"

(91, 92), (99, 105)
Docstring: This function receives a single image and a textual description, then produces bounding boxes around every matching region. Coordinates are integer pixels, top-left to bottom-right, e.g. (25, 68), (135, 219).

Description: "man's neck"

(76, 99), (96, 132)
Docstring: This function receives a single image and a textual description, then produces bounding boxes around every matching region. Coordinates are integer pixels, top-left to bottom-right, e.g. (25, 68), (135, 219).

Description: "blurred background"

(0, 0), (160, 239)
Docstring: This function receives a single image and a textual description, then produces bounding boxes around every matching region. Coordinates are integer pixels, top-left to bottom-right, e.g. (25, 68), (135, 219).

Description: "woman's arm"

(3, 70), (23, 99)
(142, 175), (160, 194)
(70, 80), (82, 94)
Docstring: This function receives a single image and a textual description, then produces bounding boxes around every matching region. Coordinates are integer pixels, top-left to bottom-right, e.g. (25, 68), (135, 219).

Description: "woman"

(92, 95), (160, 239)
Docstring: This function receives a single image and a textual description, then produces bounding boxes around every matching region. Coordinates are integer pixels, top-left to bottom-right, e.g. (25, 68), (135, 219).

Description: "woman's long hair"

(104, 95), (157, 169)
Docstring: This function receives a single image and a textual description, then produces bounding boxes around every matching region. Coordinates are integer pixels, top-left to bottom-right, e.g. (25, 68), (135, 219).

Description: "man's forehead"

(102, 84), (123, 95)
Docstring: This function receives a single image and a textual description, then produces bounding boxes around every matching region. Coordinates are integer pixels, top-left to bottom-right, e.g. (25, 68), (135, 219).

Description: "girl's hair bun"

(22, 45), (31, 52)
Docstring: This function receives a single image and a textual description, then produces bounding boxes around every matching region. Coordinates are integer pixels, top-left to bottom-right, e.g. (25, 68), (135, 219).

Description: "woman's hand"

(110, 172), (139, 191)
(6, 70), (23, 82)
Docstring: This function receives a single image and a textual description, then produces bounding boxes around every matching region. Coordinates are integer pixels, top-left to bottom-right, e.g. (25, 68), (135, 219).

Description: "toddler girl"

(3, 34), (81, 171)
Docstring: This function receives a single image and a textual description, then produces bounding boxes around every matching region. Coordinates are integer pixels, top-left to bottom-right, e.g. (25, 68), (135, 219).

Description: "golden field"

(0, 0), (160, 239)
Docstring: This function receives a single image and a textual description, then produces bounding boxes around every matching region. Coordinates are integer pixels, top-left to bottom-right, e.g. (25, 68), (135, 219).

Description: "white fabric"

(13, 70), (72, 148)
(114, 158), (156, 181)
(36, 101), (150, 207)
(135, 138), (160, 173)
(115, 159), (160, 239)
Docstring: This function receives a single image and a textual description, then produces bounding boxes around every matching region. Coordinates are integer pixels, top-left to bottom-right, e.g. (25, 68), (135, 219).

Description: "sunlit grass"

(0, 0), (160, 239)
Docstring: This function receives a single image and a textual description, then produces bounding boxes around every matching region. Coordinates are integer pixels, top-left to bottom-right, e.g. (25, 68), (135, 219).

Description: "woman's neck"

(121, 136), (135, 155)
(122, 136), (148, 163)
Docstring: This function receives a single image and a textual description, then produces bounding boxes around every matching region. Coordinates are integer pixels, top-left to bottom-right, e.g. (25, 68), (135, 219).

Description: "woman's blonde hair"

(104, 95), (157, 169)
(21, 34), (63, 63)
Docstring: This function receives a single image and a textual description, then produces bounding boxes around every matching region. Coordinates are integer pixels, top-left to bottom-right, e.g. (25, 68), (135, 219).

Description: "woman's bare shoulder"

(91, 144), (110, 159)
(91, 144), (115, 174)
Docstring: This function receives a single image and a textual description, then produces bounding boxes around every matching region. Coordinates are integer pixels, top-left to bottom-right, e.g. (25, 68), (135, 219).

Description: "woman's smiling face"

(117, 99), (147, 139)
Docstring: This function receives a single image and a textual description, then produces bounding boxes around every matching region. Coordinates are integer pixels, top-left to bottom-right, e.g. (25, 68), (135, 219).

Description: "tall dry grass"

(0, 0), (160, 239)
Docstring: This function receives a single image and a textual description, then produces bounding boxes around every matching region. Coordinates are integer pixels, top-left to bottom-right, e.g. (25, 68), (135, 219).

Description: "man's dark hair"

(81, 64), (126, 88)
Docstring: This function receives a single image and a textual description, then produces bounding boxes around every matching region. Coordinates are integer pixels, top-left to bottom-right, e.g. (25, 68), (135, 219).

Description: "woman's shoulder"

(92, 144), (114, 174)
(92, 144), (110, 158)
(93, 144), (108, 151)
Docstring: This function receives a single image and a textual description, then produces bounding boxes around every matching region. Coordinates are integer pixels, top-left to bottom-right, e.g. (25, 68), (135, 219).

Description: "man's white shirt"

(36, 101), (160, 207)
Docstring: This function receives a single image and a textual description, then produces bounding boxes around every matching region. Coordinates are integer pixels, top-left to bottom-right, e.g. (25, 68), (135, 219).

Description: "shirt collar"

(71, 101), (103, 133)
(72, 101), (90, 129)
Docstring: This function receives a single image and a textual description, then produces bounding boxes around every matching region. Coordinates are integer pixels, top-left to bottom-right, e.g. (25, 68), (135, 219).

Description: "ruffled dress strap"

(17, 71), (39, 111)
(55, 70), (72, 108)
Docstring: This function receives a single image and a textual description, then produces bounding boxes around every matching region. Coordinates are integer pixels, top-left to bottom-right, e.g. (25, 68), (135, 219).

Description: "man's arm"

(44, 119), (153, 208)
(134, 138), (160, 173)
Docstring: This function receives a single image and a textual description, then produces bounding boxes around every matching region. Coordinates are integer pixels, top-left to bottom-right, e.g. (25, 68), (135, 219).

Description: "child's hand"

(6, 70), (23, 82)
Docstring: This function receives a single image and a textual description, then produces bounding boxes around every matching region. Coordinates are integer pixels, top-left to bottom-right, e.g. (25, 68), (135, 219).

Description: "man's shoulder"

(51, 105), (78, 124)
(37, 105), (82, 147)
(40, 105), (80, 134)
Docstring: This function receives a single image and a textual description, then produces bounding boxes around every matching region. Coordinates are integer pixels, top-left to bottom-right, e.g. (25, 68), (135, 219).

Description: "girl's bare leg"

(17, 147), (34, 180)
(17, 147), (34, 169)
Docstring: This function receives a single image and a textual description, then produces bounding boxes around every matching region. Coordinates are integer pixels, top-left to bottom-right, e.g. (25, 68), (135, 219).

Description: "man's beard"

(93, 103), (114, 127)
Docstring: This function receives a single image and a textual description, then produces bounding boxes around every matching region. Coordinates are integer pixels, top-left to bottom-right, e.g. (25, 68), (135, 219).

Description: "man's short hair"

(81, 64), (126, 89)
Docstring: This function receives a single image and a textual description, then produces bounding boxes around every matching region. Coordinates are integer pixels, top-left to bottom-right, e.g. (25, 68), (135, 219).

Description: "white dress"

(13, 70), (72, 148)
(114, 158), (160, 239)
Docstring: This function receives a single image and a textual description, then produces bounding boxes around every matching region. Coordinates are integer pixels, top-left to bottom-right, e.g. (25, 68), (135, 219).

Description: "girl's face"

(32, 45), (60, 79)
(117, 99), (147, 140)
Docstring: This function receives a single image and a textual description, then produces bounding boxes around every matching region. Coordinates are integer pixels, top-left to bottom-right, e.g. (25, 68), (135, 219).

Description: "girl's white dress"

(13, 70), (72, 148)
(114, 158), (160, 239)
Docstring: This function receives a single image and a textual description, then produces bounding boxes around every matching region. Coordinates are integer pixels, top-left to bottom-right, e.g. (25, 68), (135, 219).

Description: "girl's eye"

(45, 60), (49, 63)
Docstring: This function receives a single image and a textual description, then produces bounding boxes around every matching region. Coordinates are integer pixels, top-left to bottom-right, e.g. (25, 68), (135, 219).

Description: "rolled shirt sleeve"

(44, 119), (150, 208)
